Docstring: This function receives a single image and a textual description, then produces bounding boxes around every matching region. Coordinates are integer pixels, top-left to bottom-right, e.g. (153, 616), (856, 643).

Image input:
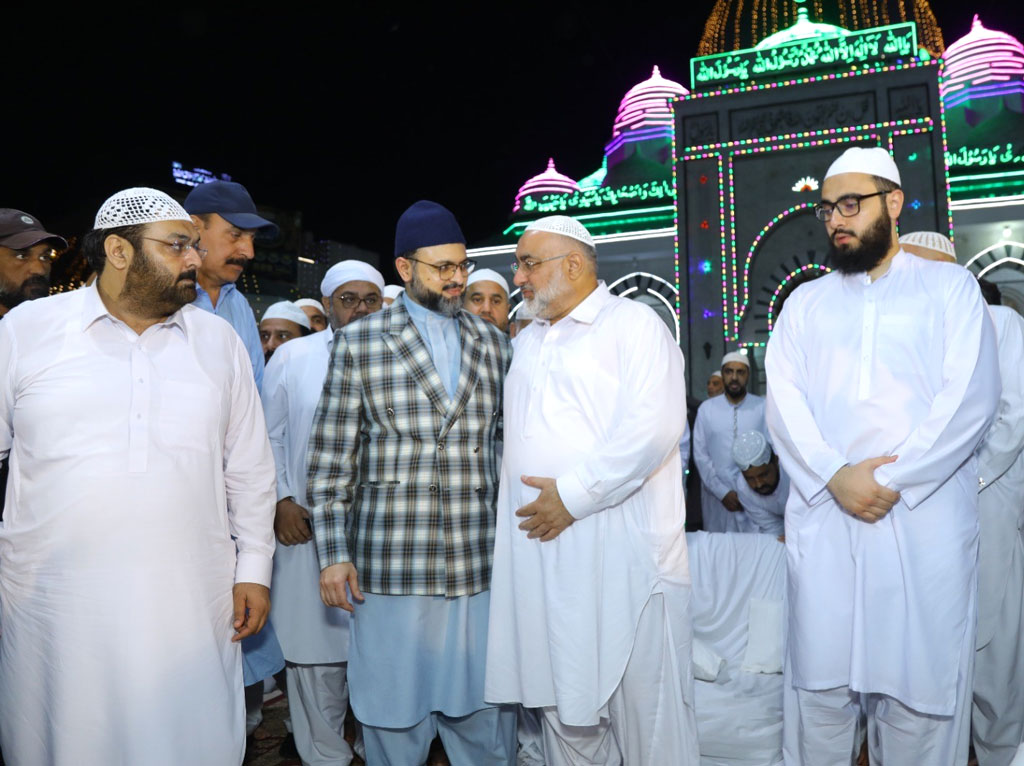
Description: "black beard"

(408, 270), (463, 318)
(828, 208), (893, 275)
(0, 274), (49, 309)
(120, 251), (196, 318)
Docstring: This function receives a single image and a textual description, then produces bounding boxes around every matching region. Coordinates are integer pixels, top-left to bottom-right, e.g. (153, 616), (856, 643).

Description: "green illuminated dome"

(755, 4), (849, 48)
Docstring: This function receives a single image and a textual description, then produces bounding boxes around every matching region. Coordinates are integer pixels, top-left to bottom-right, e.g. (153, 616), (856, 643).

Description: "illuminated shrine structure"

(469, 4), (1024, 394)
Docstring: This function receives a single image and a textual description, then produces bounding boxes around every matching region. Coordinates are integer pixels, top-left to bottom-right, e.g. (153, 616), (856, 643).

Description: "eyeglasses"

(814, 191), (888, 222)
(404, 257), (476, 280)
(8, 248), (58, 263)
(143, 237), (208, 257)
(510, 254), (568, 274)
(335, 293), (383, 310)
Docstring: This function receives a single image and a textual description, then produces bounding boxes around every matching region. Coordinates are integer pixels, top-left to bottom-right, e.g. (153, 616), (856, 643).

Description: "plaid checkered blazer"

(306, 294), (512, 597)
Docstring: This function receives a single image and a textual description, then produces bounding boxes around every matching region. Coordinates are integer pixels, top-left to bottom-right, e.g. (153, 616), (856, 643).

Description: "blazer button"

(474, 486), (484, 493)
(429, 484), (438, 493)
(473, 446), (480, 453)
(437, 443), (445, 451)
(386, 407), (395, 416)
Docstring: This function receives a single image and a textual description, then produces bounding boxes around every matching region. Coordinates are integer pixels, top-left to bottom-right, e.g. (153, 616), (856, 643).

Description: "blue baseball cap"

(183, 181), (280, 237)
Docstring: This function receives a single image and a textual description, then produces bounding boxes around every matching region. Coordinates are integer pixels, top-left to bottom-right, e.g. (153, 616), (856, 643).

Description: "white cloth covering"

(285, 663), (353, 766)
(0, 284), (277, 765)
(735, 465), (789, 536)
(692, 394), (766, 532)
(973, 305), (1024, 766)
(765, 250), (1000, 716)
(263, 329), (350, 664)
(485, 283), (694, 732)
(538, 593), (699, 766)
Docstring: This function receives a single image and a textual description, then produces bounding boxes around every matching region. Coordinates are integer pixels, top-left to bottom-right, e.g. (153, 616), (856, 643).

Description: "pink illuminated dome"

(942, 16), (1024, 108)
(512, 158), (580, 213)
(611, 66), (690, 138)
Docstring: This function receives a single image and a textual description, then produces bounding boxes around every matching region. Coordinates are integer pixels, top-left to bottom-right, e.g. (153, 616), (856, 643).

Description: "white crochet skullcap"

(523, 215), (596, 249)
(466, 268), (510, 296)
(320, 260), (385, 298)
(824, 147), (901, 186)
(261, 301), (310, 330)
(383, 284), (405, 300)
(293, 298), (326, 314)
(733, 431), (773, 470)
(899, 231), (957, 260)
(94, 187), (191, 230)
(721, 350), (749, 369)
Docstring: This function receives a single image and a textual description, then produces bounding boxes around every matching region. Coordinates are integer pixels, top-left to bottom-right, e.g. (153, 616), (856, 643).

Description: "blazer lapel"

(440, 315), (483, 437)
(381, 298), (450, 417)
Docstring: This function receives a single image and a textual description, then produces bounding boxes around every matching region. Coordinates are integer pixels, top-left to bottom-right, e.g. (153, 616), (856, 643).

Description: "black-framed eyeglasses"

(335, 293), (383, 310)
(8, 247), (58, 263)
(814, 191), (888, 222)
(510, 254), (568, 274)
(143, 237), (208, 258)
(404, 257), (476, 280)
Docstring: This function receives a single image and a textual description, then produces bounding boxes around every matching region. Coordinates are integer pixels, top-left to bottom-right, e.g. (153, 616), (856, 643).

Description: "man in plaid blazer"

(307, 201), (516, 765)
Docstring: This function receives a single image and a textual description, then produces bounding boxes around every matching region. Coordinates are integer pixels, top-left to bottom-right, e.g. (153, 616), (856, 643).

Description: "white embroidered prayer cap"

(320, 260), (385, 298)
(733, 431), (773, 470)
(824, 147), (901, 186)
(466, 268), (510, 296)
(94, 188), (191, 230)
(523, 215), (596, 249)
(293, 298), (326, 314)
(721, 350), (749, 369)
(261, 301), (311, 330)
(383, 284), (405, 300)
(899, 231), (957, 261)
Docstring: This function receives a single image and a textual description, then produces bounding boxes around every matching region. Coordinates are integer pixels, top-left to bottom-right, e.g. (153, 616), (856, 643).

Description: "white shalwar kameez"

(262, 329), (353, 766)
(0, 285), (277, 766)
(735, 464), (789, 536)
(765, 251), (1000, 766)
(692, 392), (765, 532)
(973, 304), (1024, 766)
(485, 283), (699, 765)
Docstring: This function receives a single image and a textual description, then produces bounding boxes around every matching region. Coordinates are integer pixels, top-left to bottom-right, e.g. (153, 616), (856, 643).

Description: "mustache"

(443, 282), (462, 292)
(178, 270), (198, 283)
(224, 257), (248, 268)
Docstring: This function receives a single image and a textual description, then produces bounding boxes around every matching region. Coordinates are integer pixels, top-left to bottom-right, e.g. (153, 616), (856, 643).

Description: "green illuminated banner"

(690, 22), (918, 90)
(947, 143), (1024, 169)
(518, 179), (675, 214)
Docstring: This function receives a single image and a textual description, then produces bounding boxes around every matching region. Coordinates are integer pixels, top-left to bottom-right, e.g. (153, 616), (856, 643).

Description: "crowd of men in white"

(0, 144), (1020, 766)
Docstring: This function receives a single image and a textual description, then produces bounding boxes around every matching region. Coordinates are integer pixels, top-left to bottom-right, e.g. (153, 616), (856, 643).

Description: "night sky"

(4, 2), (1019, 261)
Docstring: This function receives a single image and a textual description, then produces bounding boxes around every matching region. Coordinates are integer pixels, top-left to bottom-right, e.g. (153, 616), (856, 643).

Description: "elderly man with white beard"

(766, 148), (999, 765)
(484, 215), (698, 765)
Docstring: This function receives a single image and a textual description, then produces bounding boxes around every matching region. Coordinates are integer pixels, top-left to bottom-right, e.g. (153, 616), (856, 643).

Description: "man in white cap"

(0, 188), (277, 764)
(766, 147), (999, 765)
(294, 298), (329, 332)
(706, 370), (724, 398)
(731, 431), (787, 537)
(260, 301), (312, 361)
(692, 351), (765, 532)
(484, 214), (698, 765)
(381, 284), (404, 306)
(463, 267), (511, 332)
(901, 231), (1024, 765)
(309, 201), (515, 764)
(263, 260), (385, 766)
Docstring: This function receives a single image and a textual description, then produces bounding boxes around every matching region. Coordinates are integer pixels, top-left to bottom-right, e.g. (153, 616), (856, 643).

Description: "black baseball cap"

(0, 209), (68, 250)
(183, 181), (280, 237)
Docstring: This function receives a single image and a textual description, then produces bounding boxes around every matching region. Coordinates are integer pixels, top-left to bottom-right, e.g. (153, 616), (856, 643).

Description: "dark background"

(4, 2), (1017, 258)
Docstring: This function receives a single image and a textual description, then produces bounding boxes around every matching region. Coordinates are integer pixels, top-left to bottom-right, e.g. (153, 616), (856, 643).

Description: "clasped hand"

(827, 456), (901, 523)
(515, 476), (575, 542)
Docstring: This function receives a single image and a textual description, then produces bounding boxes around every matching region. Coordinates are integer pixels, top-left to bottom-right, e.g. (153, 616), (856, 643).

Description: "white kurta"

(263, 329), (350, 664)
(735, 464), (789, 536)
(484, 282), (692, 727)
(973, 304), (1024, 765)
(765, 250), (999, 715)
(692, 392), (765, 532)
(0, 285), (276, 765)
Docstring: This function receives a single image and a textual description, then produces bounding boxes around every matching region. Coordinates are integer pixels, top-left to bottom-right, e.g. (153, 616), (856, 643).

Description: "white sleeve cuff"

(235, 551), (273, 587)
(557, 471), (602, 520)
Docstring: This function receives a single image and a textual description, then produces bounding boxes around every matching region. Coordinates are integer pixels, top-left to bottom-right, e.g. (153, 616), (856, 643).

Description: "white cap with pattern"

(733, 431), (773, 470)
(898, 231), (957, 260)
(467, 267), (510, 296)
(523, 215), (596, 249)
(261, 301), (311, 330)
(94, 188), (191, 230)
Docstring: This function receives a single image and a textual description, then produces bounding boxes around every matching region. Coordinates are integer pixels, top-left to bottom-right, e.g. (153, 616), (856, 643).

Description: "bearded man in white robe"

(766, 148), (999, 766)
(485, 215), (698, 766)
